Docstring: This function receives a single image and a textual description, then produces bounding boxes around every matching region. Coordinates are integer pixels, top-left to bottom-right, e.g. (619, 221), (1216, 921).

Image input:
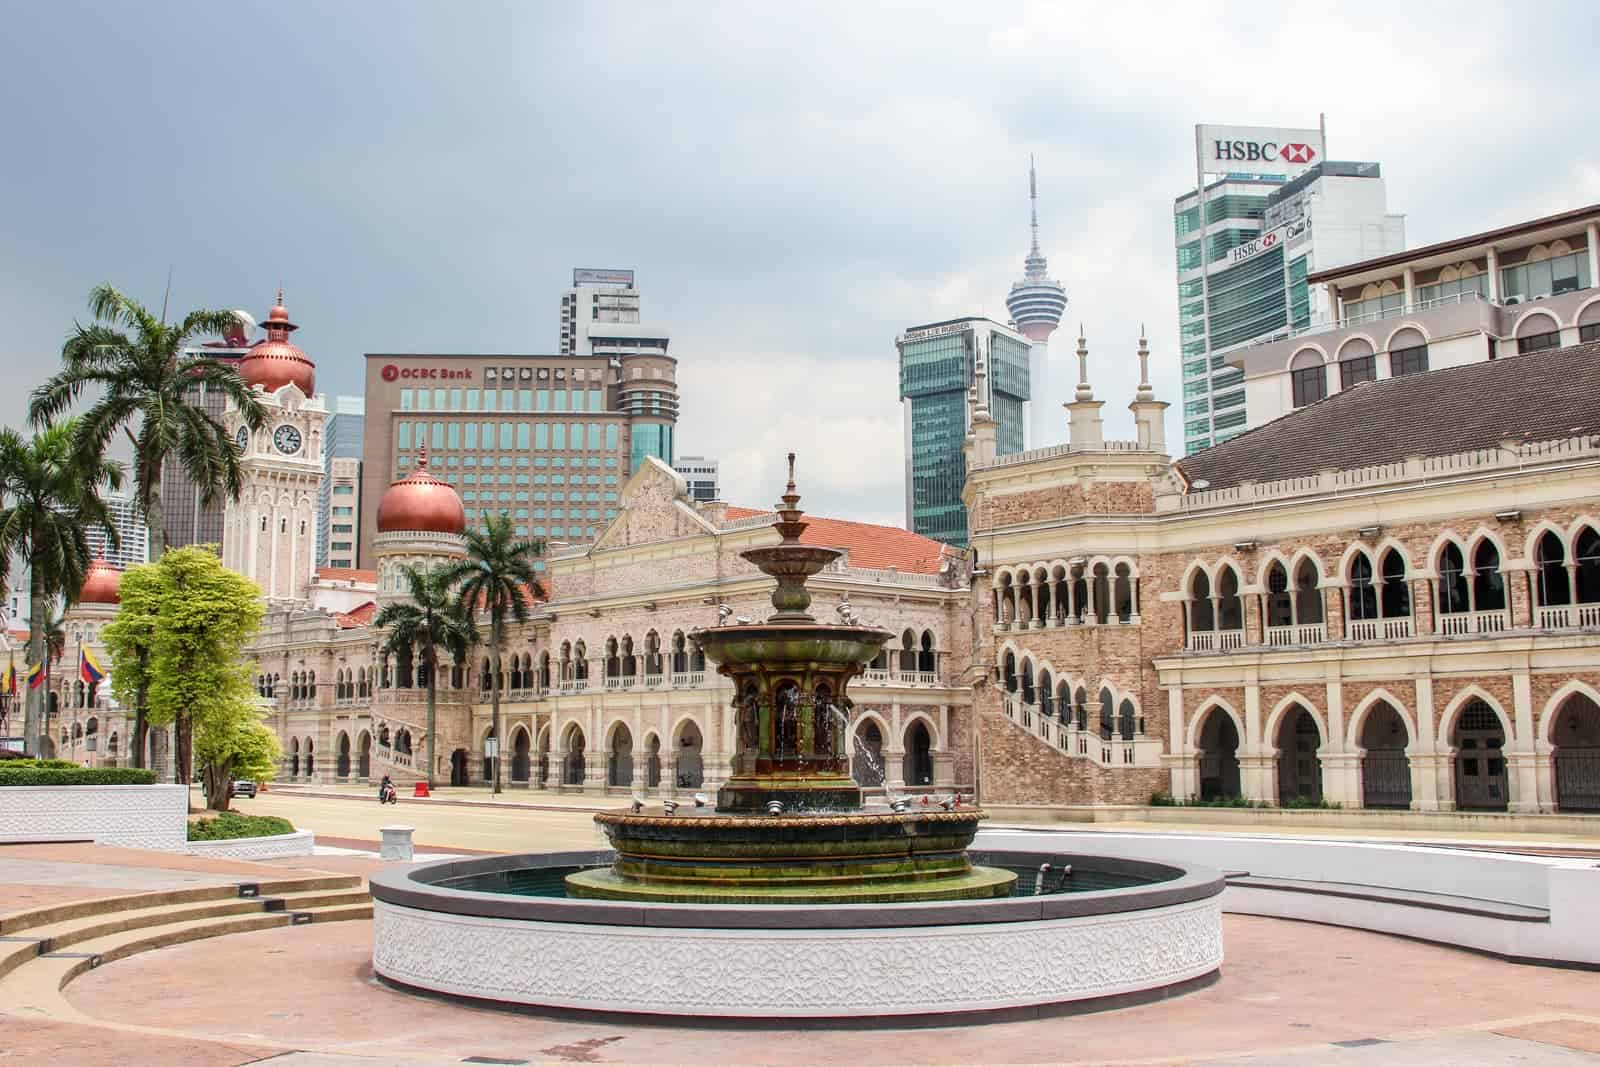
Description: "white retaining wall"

(985, 828), (1600, 966)
(0, 784), (189, 851)
(186, 829), (315, 860)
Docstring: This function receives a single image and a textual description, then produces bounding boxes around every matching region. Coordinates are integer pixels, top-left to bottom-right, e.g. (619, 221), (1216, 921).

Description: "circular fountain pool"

(369, 845), (1224, 1020)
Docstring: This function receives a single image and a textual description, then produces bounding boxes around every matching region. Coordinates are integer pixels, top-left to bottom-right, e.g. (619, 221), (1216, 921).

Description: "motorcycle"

(378, 782), (398, 805)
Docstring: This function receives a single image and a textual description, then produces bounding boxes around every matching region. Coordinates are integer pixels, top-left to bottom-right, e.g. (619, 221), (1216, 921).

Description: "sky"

(2, 2), (1596, 528)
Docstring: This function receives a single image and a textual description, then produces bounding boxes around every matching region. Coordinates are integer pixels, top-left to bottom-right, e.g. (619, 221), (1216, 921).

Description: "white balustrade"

(1438, 609), (1509, 636)
(1265, 623), (1326, 647)
(1186, 629), (1245, 652)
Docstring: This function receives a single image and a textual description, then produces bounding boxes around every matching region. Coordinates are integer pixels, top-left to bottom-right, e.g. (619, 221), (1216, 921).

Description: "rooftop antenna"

(160, 264), (174, 325)
(1028, 155), (1041, 256)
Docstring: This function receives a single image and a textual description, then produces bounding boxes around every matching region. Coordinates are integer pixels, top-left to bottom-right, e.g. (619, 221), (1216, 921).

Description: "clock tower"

(222, 292), (327, 606)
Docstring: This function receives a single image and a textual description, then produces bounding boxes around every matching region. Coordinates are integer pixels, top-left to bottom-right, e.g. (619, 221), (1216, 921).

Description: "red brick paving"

(61, 915), (1600, 1065)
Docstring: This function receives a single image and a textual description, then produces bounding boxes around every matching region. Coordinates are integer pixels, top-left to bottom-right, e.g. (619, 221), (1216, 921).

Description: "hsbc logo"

(1215, 140), (1317, 166)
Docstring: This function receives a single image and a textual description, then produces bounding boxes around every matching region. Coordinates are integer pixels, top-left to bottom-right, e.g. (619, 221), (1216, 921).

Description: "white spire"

(1075, 326), (1093, 401)
(1136, 325), (1154, 401)
(1029, 154), (1041, 258)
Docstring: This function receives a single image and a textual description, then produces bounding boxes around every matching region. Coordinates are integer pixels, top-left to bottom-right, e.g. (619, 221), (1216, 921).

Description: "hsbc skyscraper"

(1173, 122), (1406, 454)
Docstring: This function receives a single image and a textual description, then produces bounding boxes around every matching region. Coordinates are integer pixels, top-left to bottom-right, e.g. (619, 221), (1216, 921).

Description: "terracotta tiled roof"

(723, 507), (952, 574)
(316, 567), (377, 584)
(335, 601), (377, 629)
(1177, 340), (1600, 493)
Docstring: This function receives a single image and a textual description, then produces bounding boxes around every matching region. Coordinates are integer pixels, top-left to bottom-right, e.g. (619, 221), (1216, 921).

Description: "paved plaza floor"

(3, 791), (1599, 1065)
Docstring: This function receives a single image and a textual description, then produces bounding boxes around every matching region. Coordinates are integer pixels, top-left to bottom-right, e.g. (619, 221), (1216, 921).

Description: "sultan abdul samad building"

(49, 292), (1600, 815)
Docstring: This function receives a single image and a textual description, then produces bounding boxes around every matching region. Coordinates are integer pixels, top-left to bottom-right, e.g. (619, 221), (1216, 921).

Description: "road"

(215, 787), (608, 852)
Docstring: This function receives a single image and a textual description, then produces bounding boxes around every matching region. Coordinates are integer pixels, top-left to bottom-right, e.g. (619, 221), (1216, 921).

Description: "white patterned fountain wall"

(372, 896), (1223, 1018)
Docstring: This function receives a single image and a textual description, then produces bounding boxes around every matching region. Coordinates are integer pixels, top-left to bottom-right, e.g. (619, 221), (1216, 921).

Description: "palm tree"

(0, 421), (122, 756)
(29, 284), (266, 559)
(374, 564), (476, 788)
(445, 515), (543, 793)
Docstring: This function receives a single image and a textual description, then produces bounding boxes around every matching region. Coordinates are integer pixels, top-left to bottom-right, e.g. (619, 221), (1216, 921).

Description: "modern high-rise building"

(84, 493), (149, 570)
(559, 268), (672, 363)
(897, 317), (1030, 547)
(165, 325), (253, 550)
(318, 395), (365, 567)
(323, 458), (362, 570)
(673, 455), (720, 502)
(1005, 159), (1067, 448)
(1174, 123), (1404, 454)
(358, 350), (679, 566)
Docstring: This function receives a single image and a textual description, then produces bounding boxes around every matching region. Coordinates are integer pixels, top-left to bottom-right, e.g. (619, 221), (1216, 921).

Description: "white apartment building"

(558, 268), (671, 361)
(672, 455), (720, 502)
(1230, 204), (1600, 426)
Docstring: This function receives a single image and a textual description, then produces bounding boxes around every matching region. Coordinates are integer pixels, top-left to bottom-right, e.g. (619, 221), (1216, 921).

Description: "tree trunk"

(130, 667), (149, 769)
(24, 569), (45, 756)
(490, 625), (503, 794)
(173, 713), (193, 786)
(203, 759), (232, 813)
(424, 643), (437, 789)
(145, 464), (165, 561)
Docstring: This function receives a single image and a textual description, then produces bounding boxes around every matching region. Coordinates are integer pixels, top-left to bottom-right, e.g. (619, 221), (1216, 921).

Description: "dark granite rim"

(368, 848), (1225, 929)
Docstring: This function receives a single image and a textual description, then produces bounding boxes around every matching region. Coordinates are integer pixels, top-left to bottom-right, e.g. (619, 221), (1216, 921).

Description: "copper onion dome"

(375, 444), (466, 535)
(237, 289), (316, 396)
(79, 556), (122, 605)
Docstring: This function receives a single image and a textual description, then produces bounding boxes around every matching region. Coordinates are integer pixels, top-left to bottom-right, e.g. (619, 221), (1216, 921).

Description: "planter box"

(0, 784), (188, 851)
(186, 829), (315, 860)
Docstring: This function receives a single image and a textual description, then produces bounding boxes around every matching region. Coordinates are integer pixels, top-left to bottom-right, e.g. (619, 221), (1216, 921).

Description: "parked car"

(230, 780), (258, 799)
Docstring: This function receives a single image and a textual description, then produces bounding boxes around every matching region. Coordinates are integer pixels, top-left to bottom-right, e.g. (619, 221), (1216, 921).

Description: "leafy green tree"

(194, 705), (280, 813)
(29, 284), (266, 559)
(445, 515), (542, 793)
(103, 546), (263, 787)
(100, 565), (158, 768)
(0, 420), (122, 756)
(375, 565), (475, 788)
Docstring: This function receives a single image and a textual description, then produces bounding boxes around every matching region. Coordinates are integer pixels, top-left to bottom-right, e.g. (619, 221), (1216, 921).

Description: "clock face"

(272, 424), (303, 455)
(235, 426), (248, 452)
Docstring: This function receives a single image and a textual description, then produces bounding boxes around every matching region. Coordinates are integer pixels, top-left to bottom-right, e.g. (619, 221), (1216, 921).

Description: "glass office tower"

(897, 317), (1030, 547)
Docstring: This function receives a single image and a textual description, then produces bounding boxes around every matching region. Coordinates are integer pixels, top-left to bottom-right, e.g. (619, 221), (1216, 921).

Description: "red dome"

(376, 446), (466, 535)
(238, 290), (315, 396)
(80, 557), (122, 605)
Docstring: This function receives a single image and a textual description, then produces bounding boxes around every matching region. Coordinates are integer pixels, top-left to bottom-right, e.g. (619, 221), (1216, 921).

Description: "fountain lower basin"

(568, 808), (1016, 903)
(369, 846), (1225, 1020)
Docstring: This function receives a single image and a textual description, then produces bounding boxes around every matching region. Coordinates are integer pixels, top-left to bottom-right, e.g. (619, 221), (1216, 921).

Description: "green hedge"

(0, 767), (158, 786)
(0, 759), (81, 770)
(187, 812), (296, 841)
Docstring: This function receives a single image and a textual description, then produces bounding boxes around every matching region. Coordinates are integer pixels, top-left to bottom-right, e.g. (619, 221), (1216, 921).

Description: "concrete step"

(0, 897), (373, 1021)
(0, 882), (370, 980)
(0, 872), (362, 936)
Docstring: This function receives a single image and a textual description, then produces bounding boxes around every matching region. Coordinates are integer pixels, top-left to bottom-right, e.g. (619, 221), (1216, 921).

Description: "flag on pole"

(26, 662), (44, 690)
(1, 663), (13, 695)
(80, 647), (106, 687)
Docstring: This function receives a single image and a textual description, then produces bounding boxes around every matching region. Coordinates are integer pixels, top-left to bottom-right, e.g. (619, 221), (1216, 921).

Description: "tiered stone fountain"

(567, 456), (1015, 903)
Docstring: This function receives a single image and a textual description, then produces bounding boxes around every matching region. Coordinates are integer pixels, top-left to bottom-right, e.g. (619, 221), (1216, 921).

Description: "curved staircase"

(0, 873), (371, 1022)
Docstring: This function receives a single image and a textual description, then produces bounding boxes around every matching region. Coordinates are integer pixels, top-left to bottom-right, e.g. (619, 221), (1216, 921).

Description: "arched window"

(1189, 570), (1214, 633)
(1118, 700), (1137, 740)
(644, 631), (661, 677)
(1070, 562), (1088, 623)
(1381, 549), (1410, 619)
(1098, 689), (1114, 740)
(1472, 541), (1505, 613)
(1536, 531), (1570, 607)
(1349, 553), (1377, 621)
(899, 630), (917, 673)
(604, 637), (619, 679)
(671, 631), (687, 674)
(1113, 563), (1135, 622)
(574, 641), (588, 679)
(1265, 562), (1293, 628)
(621, 635), (636, 677)
(1217, 568), (1243, 632)
(1295, 559), (1323, 624)
(1092, 563), (1111, 624)
(1576, 527), (1600, 604)
(1038, 670), (1054, 715)
(1436, 543), (1469, 615)
(1020, 659), (1036, 704)
(1073, 686), (1087, 730)
(918, 630), (935, 673)
(1337, 337), (1376, 389)
(1002, 651), (1017, 693)
(1291, 350), (1327, 407)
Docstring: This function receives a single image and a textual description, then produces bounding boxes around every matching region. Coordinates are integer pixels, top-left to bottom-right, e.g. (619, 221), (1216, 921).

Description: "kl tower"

(1004, 157), (1068, 448)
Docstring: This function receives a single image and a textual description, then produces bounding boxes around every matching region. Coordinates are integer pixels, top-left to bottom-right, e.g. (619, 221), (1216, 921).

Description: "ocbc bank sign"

(380, 364), (474, 382)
